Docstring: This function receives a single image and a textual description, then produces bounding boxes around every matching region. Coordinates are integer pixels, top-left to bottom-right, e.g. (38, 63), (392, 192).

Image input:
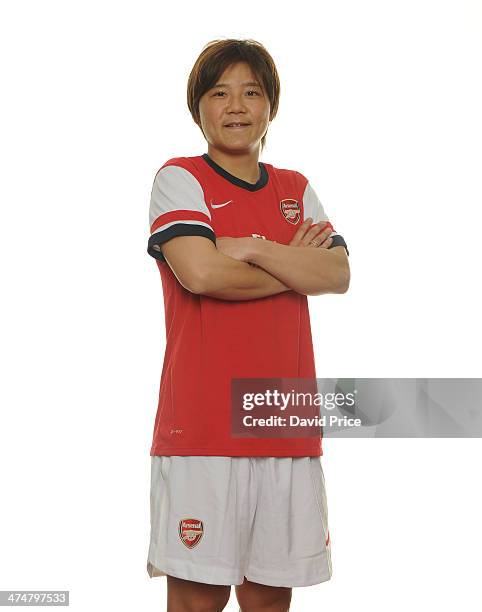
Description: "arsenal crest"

(280, 199), (300, 225)
(179, 518), (204, 549)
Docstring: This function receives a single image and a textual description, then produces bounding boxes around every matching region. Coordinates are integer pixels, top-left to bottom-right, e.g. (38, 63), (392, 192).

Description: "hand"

(215, 236), (254, 262)
(289, 217), (333, 248)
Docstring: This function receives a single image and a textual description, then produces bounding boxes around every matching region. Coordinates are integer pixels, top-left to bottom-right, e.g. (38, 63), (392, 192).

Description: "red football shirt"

(147, 153), (349, 456)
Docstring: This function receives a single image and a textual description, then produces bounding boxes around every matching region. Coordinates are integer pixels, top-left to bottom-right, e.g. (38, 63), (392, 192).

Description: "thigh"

(235, 577), (291, 611)
(147, 456), (257, 586)
(245, 457), (332, 588)
(167, 575), (231, 611)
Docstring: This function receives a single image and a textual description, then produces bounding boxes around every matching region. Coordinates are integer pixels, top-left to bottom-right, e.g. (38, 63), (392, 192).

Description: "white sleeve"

(148, 165), (216, 262)
(302, 181), (349, 256)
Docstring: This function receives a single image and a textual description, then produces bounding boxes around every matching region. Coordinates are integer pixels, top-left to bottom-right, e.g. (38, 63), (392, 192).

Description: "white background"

(1, 0), (481, 610)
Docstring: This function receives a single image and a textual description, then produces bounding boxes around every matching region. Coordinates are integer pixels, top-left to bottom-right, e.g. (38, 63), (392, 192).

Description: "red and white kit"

(146, 153), (348, 586)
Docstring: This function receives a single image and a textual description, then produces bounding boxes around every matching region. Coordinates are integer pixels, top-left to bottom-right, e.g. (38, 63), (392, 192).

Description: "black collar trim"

(201, 153), (268, 191)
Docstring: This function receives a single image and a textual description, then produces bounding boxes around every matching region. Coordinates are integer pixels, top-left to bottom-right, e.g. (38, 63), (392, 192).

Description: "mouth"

(224, 123), (251, 129)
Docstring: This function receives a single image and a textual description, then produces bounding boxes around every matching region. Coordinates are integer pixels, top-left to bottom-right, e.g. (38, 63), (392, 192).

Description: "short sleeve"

(301, 181), (349, 256)
(147, 165), (216, 262)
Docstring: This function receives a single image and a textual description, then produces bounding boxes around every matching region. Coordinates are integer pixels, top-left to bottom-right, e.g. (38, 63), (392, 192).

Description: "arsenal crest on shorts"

(179, 518), (204, 549)
(280, 199), (300, 225)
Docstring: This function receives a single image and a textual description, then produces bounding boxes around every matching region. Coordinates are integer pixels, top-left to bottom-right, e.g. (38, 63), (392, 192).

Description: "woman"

(146, 38), (350, 611)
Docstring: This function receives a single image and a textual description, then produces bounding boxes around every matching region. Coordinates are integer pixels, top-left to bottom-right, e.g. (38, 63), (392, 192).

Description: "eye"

(212, 90), (261, 97)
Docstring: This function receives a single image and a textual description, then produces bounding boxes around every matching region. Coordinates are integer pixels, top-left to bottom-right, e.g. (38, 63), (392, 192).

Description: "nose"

(225, 91), (247, 114)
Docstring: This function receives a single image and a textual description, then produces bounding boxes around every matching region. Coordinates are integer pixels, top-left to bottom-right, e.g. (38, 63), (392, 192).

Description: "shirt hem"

(150, 446), (323, 457)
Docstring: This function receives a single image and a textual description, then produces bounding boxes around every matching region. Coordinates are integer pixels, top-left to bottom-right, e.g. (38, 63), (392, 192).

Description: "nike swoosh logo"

(211, 199), (233, 209)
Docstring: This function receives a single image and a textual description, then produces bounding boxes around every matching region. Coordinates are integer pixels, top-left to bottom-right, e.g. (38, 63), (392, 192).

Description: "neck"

(206, 146), (261, 184)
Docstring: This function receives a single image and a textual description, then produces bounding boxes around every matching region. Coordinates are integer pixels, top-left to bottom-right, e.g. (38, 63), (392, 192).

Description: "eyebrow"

(212, 81), (262, 88)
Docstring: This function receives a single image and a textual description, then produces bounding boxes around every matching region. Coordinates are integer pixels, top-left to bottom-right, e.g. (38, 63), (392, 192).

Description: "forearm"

(195, 253), (291, 301)
(247, 239), (349, 296)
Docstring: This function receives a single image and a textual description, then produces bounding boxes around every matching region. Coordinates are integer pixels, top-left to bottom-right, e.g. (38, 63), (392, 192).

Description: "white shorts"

(146, 456), (332, 588)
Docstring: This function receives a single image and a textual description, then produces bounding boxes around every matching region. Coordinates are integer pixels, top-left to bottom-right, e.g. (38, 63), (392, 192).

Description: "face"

(198, 61), (271, 155)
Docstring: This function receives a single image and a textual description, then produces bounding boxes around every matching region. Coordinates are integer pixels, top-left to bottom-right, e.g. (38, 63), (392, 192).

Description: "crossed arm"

(160, 217), (350, 301)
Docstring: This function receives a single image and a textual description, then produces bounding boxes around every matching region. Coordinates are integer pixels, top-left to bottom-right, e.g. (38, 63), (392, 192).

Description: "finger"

(318, 236), (333, 249)
(289, 217), (313, 246)
(301, 222), (327, 246)
(316, 225), (334, 245)
(308, 233), (333, 248)
(305, 224), (334, 248)
(307, 223), (334, 247)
